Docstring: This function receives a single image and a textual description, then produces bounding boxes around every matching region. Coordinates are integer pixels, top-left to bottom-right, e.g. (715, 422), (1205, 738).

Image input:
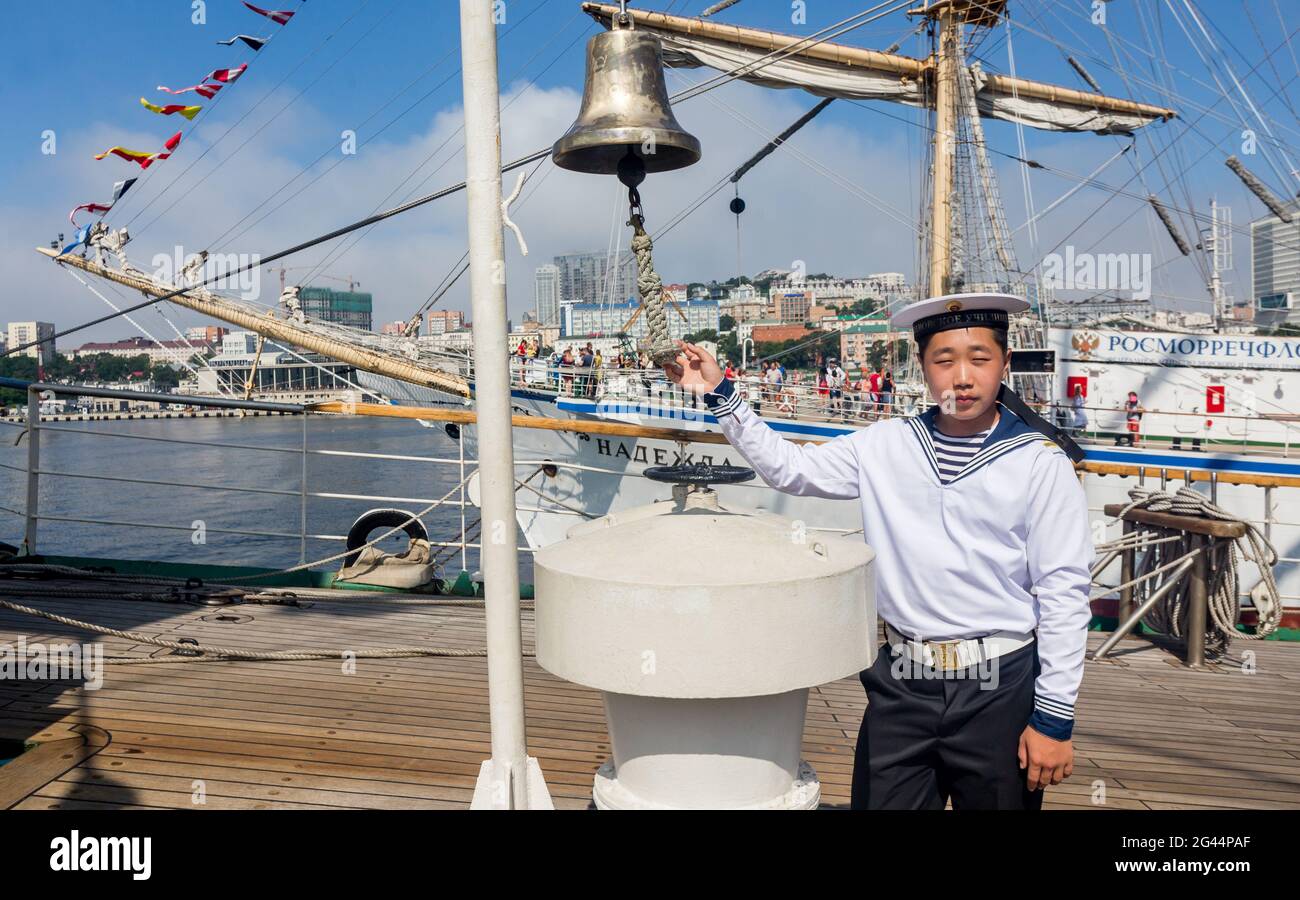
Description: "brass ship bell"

(551, 4), (700, 188)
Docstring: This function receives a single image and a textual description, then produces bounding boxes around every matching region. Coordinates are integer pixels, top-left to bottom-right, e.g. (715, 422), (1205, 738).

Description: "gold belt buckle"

(929, 639), (962, 671)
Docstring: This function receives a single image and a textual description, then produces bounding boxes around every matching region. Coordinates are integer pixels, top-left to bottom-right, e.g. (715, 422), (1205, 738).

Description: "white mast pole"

(459, 0), (550, 810)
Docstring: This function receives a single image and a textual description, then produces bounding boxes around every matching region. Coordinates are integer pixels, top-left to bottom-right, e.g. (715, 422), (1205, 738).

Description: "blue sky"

(4, 0), (1299, 344)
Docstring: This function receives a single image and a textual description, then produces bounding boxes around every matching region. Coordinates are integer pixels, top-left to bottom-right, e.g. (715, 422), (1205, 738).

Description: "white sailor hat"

(891, 292), (1029, 340)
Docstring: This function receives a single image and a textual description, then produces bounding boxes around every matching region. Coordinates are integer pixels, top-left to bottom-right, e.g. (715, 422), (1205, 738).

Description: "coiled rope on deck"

(1111, 485), (1283, 655)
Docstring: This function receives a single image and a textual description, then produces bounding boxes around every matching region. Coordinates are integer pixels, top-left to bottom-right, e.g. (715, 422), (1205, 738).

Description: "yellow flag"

(140, 97), (201, 121)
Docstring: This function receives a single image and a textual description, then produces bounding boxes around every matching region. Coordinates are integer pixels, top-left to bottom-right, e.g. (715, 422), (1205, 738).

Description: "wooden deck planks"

(2, 581), (1299, 810)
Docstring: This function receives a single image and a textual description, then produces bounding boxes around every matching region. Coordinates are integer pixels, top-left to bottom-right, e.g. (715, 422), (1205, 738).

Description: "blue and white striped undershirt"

(929, 424), (994, 484)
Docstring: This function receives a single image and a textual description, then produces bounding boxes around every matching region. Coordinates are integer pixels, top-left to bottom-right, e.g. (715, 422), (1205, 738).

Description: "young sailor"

(663, 293), (1094, 810)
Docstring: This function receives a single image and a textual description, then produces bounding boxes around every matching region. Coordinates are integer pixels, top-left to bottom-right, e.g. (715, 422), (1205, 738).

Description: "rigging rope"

(0, 595), (515, 664)
(1108, 485), (1283, 657)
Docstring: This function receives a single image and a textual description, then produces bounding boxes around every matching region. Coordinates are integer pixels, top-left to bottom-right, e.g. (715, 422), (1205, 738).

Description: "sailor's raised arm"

(663, 342), (861, 500)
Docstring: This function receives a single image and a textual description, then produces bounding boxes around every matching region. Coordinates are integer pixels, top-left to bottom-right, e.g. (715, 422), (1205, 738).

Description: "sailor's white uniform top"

(703, 375), (1094, 740)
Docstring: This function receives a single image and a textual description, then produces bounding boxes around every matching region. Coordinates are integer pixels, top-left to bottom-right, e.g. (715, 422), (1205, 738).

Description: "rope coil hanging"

(628, 193), (678, 366)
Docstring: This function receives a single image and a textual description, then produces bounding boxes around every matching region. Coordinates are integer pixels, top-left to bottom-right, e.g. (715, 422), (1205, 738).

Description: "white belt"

(884, 621), (1034, 672)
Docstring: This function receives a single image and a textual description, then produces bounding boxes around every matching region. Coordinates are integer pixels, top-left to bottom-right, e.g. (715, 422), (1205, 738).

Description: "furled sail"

(581, 3), (1174, 135)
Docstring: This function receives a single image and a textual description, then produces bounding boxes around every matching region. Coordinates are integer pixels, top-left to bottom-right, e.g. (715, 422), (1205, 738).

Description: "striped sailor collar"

(907, 401), (1047, 485)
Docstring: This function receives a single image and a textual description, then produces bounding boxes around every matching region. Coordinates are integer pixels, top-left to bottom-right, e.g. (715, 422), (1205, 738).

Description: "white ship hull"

(1050, 326), (1300, 451)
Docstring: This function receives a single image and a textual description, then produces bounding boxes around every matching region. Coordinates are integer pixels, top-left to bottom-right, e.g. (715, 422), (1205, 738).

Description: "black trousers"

(850, 640), (1046, 810)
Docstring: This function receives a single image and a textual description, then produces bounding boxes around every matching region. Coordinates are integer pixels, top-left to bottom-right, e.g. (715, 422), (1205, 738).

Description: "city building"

(554, 250), (638, 310)
(737, 319), (779, 343)
(662, 283), (689, 303)
(768, 274), (907, 305)
(418, 330), (475, 354)
(866, 272), (907, 291)
(839, 321), (906, 368)
(197, 331), (357, 401)
(562, 299), (719, 340)
(426, 310), (466, 335)
(534, 263), (561, 326)
(774, 291), (812, 324)
(1150, 309), (1215, 331)
(728, 283), (759, 303)
(509, 324), (560, 352)
(818, 313), (884, 332)
(537, 324), (560, 350)
(75, 381), (164, 413)
(751, 323), (818, 345)
(380, 321), (407, 335)
(298, 286), (373, 331)
(6, 321), (56, 365)
(70, 336), (215, 367)
(719, 298), (768, 324)
(184, 325), (229, 344)
(1250, 202), (1300, 328)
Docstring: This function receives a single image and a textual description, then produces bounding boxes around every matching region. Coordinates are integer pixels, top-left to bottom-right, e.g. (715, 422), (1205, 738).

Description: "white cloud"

(2, 72), (1224, 345)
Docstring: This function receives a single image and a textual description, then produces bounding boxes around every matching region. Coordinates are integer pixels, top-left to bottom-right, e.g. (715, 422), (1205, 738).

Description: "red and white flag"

(243, 2), (295, 25)
(157, 82), (224, 99)
(157, 64), (246, 99)
(207, 63), (249, 84)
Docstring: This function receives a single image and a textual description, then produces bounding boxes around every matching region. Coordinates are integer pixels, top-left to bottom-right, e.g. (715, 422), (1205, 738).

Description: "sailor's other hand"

(1018, 726), (1073, 791)
(662, 340), (723, 396)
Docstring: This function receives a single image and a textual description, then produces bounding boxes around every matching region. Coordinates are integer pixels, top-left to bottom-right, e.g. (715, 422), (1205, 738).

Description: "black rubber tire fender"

(343, 509), (428, 568)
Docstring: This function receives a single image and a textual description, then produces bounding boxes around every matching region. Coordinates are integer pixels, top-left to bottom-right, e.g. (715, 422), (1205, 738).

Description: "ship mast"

(924, 0), (962, 297)
(902, 1), (1173, 310)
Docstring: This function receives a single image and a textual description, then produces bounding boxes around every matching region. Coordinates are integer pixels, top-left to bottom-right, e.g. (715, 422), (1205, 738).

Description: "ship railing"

(317, 397), (1300, 565)
(3, 380), (1297, 596)
(0, 381), (536, 578)
(1047, 401), (1298, 457)
(509, 359), (1300, 454)
(507, 359), (923, 423)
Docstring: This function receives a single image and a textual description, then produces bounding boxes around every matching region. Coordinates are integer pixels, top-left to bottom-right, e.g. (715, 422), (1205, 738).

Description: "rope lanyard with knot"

(621, 154), (679, 368)
(1110, 485), (1283, 656)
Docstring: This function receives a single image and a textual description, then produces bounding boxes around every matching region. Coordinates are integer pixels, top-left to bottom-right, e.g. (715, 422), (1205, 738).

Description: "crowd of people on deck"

(509, 340), (904, 417)
(508, 339), (1147, 439)
(717, 358), (900, 421)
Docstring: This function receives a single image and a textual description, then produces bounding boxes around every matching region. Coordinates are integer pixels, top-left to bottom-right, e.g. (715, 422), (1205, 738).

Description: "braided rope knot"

(630, 218), (677, 365)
